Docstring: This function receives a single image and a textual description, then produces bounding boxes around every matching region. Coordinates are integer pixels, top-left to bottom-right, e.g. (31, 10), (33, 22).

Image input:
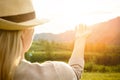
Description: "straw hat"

(0, 0), (49, 30)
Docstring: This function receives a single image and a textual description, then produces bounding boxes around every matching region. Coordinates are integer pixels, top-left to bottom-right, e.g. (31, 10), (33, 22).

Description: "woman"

(0, 0), (91, 80)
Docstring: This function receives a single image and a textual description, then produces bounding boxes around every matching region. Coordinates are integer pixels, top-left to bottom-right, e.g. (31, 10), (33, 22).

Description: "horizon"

(32, 0), (120, 34)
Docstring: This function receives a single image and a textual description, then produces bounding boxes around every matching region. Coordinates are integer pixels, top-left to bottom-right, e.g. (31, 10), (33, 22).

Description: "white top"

(14, 60), (78, 80)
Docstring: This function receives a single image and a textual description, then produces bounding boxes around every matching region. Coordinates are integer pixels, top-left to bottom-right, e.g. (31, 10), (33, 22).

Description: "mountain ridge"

(34, 16), (120, 45)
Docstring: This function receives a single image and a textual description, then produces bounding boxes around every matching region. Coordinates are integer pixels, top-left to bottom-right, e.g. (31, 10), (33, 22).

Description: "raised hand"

(75, 24), (91, 39)
(69, 24), (92, 66)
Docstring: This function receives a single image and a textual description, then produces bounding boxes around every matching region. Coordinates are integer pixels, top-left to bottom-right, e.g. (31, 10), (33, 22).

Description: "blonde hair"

(0, 30), (23, 80)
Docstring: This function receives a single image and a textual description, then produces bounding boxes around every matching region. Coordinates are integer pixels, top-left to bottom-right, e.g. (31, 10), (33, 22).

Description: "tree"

(44, 41), (53, 60)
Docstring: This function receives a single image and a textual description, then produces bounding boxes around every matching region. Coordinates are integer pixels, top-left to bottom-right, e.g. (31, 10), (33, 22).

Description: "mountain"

(34, 30), (75, 42)
(34, 17), (120, 45)
(87, 17), (120, 45)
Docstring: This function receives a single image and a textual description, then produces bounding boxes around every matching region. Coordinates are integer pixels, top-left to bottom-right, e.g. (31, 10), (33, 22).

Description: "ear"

(21, 29), (34, 52)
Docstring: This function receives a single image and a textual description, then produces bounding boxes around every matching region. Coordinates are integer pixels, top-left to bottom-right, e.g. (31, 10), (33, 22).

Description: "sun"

(33, 0), (119, 34)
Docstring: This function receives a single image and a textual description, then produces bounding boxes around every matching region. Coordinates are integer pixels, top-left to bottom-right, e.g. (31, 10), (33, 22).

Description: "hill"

(34, 30), (75, 42)
(88, 17), (120, 45)
(34, 17), (120, 45)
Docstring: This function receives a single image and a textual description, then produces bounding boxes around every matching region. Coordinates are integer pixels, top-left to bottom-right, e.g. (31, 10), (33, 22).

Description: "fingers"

(75, 24), (87, 33)
(78, 24), (83, 33)
(75, 24), (92, 39)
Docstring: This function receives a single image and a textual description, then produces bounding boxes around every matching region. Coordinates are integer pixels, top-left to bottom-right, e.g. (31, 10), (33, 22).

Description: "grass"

(81, 72), (120, 80)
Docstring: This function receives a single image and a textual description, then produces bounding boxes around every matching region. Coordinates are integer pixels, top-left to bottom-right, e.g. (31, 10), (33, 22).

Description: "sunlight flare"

(32, 0), (120, 33)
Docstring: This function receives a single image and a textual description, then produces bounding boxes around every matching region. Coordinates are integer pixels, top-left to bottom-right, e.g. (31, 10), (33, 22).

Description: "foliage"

(81, 72), (120, 80)
(25, 40), (120, 72)
(84, 52), (120, 66)
(25, 51), (71, 63)
(84, 62), (120, 72)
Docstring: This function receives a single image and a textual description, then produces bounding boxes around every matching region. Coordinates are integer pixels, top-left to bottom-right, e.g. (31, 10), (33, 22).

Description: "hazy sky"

(32, 0), (120, 34)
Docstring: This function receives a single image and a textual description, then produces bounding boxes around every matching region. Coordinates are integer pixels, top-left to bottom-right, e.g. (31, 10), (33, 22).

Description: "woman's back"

(14, 60), (77, 80)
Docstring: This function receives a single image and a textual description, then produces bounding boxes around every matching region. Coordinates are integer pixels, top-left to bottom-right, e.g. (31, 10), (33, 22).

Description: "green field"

(81, 72), (120, 80)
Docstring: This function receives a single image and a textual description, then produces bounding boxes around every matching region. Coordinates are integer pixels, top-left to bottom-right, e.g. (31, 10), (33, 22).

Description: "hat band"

(0, 12), (35, 23)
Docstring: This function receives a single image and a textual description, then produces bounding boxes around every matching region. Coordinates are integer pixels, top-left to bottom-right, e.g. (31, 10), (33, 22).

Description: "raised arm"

(68, 24), (91, 79)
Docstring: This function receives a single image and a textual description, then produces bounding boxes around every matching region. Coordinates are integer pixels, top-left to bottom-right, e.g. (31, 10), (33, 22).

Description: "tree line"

(25, 40), (120, 72)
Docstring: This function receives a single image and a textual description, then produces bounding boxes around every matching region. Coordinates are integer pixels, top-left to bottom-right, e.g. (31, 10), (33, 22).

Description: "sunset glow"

(32, 0), (120, 34)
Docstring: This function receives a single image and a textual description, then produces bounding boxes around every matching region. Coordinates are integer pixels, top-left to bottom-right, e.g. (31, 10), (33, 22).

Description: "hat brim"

(0, 18), (49, 30)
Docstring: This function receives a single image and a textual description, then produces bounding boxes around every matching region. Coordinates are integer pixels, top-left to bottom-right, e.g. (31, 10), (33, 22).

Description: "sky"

(32, 0), (120, 34)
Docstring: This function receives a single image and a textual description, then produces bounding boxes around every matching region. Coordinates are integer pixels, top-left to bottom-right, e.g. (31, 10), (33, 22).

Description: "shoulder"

(14, 60), (77, 80)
